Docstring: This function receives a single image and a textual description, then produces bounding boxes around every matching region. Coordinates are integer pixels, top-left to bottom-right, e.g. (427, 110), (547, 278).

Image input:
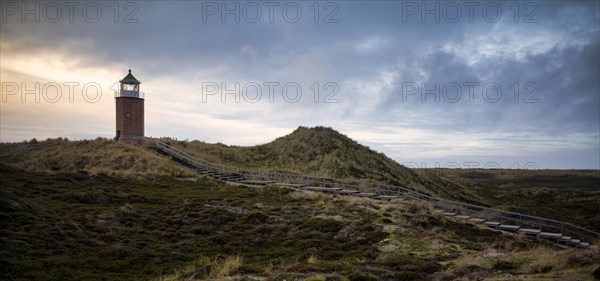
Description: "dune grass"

(154, 255), (243, 281)
(0, 137), (194, 177)
(157, 126), (479, 202)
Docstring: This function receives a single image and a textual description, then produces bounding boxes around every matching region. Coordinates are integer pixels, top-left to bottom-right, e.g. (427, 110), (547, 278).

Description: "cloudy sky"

(1, 1), (599, 169)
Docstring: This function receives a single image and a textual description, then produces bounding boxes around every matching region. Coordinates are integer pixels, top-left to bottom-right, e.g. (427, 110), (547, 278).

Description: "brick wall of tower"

(115, 97), (144, 145)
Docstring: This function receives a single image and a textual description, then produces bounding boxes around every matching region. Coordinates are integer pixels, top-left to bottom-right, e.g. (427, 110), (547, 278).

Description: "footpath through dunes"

(156, 126), (600, 232)
(158, 126), (486, 204)
(415, 167), (600, 233)
(153, 139), (599, 249)
(1, 137), (600, 280)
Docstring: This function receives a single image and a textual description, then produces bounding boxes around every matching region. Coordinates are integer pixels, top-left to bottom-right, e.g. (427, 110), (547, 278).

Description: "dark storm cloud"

(1, 1), (485, 78)
(376, 34), (599, 135)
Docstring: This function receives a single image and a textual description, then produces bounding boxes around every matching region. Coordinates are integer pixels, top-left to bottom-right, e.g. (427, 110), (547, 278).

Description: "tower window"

(126, 112), (131, 119)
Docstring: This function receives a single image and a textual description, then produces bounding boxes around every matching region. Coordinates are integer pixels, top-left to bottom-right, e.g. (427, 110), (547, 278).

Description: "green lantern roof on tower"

(120, 69), (141, 84)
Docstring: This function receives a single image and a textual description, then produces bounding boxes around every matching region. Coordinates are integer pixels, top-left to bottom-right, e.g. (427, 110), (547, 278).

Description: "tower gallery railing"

(115, 90), (145, 99)
(155, 139), (600, 242)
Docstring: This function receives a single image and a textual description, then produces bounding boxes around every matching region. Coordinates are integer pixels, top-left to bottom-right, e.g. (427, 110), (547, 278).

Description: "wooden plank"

(518, 228), (541, 235)
(336, 190), (360, 195)
(498, 225), (520, 231)
(225, 177), (244, 181)
(352, 192), (378, 197)
(274, 183), (307, 188)
(469, 218), (486, 223)
(443, 212), (457, 217)
(538, 232), (562, 239)
(455, 215), (471, 219)
(237, 180), (273, 185)
(483, 221), (501, 227)
(301, 186), (342, 192)
(373, 195), (398, 200)
(577, 242), (589, 248)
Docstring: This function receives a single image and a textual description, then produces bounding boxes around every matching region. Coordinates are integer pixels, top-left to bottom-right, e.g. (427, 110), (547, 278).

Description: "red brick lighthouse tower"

(115, 69), (144, 145)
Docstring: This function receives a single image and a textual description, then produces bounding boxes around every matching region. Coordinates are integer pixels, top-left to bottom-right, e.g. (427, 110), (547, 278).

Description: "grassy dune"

(159, 126), (600, 232)
(158, 127), (483, 203)
(0, 137), (194, 177)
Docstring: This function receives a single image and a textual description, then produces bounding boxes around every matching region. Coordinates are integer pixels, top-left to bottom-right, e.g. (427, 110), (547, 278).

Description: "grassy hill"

(2, 129), (597, 230)
(159, 126), (486, 204)
(158, 126), (600, 231)
(0, 137), (194, 177)
(159, 126), (420, 183)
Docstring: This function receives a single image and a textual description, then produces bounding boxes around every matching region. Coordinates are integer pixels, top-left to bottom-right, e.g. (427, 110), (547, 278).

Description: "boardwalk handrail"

(155, 139), (600, 241)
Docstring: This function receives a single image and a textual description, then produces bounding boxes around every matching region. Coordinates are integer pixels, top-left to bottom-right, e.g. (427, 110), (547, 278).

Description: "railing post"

(560, 222), (564, 235)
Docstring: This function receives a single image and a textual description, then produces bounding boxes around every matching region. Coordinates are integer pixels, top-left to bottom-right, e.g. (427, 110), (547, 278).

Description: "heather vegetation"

(1, 127), (599, 280)
(1, 169), (598, 280)
(415, 168), (600, 232)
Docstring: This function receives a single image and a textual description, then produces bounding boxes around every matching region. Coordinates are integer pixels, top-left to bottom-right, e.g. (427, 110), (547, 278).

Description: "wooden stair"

(153, 140), (598, 249)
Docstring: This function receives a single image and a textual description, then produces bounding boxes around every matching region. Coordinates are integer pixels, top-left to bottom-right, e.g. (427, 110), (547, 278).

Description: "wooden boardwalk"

(154, 140), (598, 249)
